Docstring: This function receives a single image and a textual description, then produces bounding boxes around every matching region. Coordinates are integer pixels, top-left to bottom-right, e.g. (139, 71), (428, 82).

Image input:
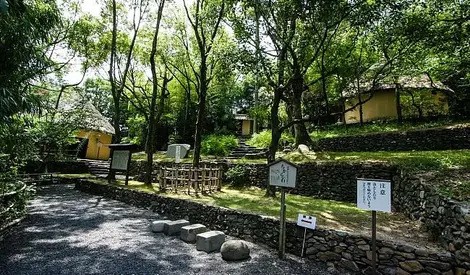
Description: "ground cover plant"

(309, 120), (465, 141)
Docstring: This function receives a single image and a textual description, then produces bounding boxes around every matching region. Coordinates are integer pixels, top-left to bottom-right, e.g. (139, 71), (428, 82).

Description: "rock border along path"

(0, 184), (338, 275)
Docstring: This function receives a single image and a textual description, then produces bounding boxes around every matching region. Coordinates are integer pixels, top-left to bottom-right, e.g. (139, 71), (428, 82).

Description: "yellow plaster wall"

(76, 129), (112, 160)
(242, 120), (251, 136)
(344, 90), (397, 124)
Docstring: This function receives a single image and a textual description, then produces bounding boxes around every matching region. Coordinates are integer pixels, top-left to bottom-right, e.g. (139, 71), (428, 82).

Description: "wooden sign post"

(268, 159), (297, 260)
(107, 144), (140, 185)
(357, 178), (392, 274)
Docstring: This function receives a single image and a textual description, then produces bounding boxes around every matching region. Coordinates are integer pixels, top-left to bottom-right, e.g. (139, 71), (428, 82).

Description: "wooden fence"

(157, 163), (224, 195)
(0, 183), (27, 232)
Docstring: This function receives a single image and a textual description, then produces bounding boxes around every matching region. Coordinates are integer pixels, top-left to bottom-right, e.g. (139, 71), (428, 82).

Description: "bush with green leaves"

(225, 165), (250, 187)
(0, 155), (35, 229)
(246, 130), (295, 149)
(201, 135), (238, 156)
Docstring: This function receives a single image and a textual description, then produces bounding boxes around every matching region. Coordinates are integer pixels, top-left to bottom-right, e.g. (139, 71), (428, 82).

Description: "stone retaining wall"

(226, 162), (397, 203)
(130, 160), (397, 203)
(314, 126), (470, 152)
(75, 180), (467, 274)
(394, 173), (470, 269)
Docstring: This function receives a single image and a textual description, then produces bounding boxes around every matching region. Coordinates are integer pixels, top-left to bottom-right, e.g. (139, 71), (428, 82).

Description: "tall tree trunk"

(109, 0), (120, 143)
(291, 95), (311, 145)
(145, 0), (166, 186)
(193, 55), (207, 167)
(321, 45), (329, 115)
(285, 104), (294, 136)
(395, 84), (402, 123)
(253, 6), (260, 134)
(266, 86), (281, 198)
(291, 74), (312, 145)
(358, 94), (364, 126)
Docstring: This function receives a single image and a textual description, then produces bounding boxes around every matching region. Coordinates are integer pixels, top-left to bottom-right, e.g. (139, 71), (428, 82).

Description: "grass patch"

(132, 152), (223, 163)
(108, 180), (432, 244)
(55, 173), (95, 179)
(310, 120), (466, 141)
(325, 150), (470, 172)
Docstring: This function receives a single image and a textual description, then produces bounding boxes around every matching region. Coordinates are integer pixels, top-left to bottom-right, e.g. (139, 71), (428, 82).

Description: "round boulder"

(220, 240), (250, 261)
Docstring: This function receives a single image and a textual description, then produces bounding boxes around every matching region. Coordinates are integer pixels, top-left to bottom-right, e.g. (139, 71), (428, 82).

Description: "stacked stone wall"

(314, 126), (470, 152)
(76, 180), (467, 274)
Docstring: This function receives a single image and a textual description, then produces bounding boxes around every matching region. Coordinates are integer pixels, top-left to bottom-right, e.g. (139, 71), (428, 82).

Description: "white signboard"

(111, 150), (130, 171)
(175, 146), (181, 163)
(357, 179), (391, 212)
(297, 214), (316, 230)
(269, 160), (297, 188)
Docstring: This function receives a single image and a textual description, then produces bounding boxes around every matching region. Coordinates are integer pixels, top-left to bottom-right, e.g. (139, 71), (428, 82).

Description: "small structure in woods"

(343, 74), (453, 124)
(158, 163), (224, 195)
(234, 114), (253, 136)
(60, 97), (115, 160)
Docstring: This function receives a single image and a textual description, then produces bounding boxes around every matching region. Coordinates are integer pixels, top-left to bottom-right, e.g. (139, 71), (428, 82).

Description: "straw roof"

(343, 74), (453, 98)
(59, 96), (115, 135)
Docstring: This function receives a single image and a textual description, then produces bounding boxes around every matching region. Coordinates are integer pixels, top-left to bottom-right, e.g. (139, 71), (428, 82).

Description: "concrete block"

(163, 220), (190, 236)
(196, 231), (225, 253)
(151, 220), (171, 233)
(180, 224), (207, 243)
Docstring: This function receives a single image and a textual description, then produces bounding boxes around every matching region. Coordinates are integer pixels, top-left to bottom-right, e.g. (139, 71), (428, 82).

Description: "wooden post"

(202, 164), (206, 193)
(279, 188), (286, 259)
(188, 167), (192, 195)
(372, 210), (377, 274)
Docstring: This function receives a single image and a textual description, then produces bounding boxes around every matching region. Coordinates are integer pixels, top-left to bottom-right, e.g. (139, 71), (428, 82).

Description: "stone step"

(163, 220), (190, 236)
(151, 220), (171, 233)
(180, 224), (208, 243)
(196, 231), (225, 253)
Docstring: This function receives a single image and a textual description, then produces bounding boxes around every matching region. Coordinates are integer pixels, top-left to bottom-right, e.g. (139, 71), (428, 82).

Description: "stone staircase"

(82, 159), (110, 178)
(227, 137), (267, 159)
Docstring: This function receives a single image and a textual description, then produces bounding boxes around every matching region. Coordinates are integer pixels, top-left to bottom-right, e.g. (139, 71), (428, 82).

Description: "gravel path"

(0, 185), (338, 275)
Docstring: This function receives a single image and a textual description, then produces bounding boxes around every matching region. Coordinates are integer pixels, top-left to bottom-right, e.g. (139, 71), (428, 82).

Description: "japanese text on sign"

(269, 160), (297, 188)
(111, 150), (130, 171)
(356, 179), (391, 212)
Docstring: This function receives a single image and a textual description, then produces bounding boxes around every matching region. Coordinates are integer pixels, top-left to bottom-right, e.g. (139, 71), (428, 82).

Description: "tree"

(183, 0), (226, 166)
(107, 0), (150, 142)
(0, 0), (61, 119)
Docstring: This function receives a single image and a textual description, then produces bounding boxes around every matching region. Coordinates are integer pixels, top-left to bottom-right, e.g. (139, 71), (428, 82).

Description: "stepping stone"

(196, 231), (225, 253)
(163, 220), (190, 236)
(150, 220), (171, 233)
(180, 224), (208, 243)
(221, 240), (250, 261)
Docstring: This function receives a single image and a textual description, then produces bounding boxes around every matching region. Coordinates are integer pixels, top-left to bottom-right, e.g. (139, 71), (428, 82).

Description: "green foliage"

(310, 119), (456, 141)
(225, 166), (250, 187)
(247, 130), (295, 149)
(327, 150), (470, 172)
(201, 135), (238, 156)
(0, 0), (61, 119)
(0, 155), (35, 227)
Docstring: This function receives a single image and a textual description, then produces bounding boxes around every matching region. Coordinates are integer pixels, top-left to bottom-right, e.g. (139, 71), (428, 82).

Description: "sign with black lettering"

(356, 179), (391, 212)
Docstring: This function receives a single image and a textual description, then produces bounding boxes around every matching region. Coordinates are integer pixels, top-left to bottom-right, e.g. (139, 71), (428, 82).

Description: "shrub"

(201, 135), (238, 156)
(0, 156), (34, 228)
(247, 130), (295, 149)
(225, 165), (250, 187)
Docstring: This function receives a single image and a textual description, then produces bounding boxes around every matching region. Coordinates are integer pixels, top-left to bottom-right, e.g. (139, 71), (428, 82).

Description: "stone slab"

(151, 220), (171, 233)
(196, 231), (225, 253)
(180, 224), (208, 243)
(163, 220), (190, 236)
(166, 144), (190, 158)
